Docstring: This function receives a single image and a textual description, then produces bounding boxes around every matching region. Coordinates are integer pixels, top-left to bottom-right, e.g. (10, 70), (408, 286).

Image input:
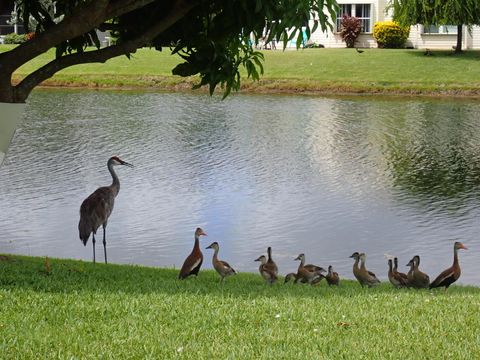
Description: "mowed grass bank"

(3, 45), (480, 96)
(1, 255), (479, 359)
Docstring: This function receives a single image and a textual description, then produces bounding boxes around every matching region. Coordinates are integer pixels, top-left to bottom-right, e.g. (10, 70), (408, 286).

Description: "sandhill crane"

(78, 156), (133, 264)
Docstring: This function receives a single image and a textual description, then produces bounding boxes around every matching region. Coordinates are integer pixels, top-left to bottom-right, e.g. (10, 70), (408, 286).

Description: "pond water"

(1, 90), (480, 284)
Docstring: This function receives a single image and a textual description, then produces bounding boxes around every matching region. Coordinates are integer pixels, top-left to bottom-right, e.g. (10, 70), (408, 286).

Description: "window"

(336, 4), (372, 33)
(423, 25), (458, 34)
(356, 4), (371, 34)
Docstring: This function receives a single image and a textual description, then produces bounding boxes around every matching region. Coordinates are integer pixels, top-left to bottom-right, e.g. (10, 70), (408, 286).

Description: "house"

(303, 0), (480, 50)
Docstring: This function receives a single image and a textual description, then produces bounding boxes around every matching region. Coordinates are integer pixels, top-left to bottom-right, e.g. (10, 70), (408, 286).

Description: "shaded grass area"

(2, 45), (480, 96)
(1, 254), (479, 358)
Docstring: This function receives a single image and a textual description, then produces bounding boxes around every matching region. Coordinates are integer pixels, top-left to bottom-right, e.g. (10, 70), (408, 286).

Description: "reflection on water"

(1, 90), (480, 284)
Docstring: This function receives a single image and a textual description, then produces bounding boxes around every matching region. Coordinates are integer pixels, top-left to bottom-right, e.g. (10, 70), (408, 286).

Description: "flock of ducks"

(178, 228), (468, 290)
(77, 157), (468, 290)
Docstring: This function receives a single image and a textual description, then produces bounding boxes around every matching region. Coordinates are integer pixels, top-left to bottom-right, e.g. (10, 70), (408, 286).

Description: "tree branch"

(0, 0), (162, 75)
(0, 0), (110, 74)
(13, 0), (196, 102)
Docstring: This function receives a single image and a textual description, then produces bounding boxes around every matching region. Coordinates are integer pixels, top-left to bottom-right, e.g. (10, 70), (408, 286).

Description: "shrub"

(373, 21), (409, 48)
(340, 15), (361, 48)
(3, 33), (27, 44)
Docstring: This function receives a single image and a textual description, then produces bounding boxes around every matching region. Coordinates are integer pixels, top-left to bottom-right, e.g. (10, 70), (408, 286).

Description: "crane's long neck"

(108, 161), (120, 196)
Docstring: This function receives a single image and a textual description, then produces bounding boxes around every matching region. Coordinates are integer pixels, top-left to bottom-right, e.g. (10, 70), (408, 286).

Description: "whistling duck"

(294, 253), (324, 285)
(206, 241), (237, 283)
(406, 255), (430, 289)
(393, 257), (409, 285)
(255, 255), (278, 284)
(430, 242), (468, 290)
(266, 247), (279, 277)
(350, 252), (380, 287)
(326, 265), (340, 286)
(350, 252), (362, 284)
(305, 263), (326, 285)
(178, 227), (207, 279)
(388, 259), (408, 288)
(284, 272), (325, 285)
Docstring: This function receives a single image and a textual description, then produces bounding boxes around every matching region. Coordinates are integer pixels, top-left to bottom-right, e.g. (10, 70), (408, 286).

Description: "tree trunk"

(455, 24), (463, 53)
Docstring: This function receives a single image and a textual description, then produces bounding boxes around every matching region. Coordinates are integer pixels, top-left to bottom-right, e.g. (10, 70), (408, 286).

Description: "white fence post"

(0, 102), (25, 166)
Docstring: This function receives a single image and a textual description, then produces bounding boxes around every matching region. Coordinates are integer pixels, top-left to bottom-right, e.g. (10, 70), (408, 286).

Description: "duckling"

(205, 242), (236, 283)
(294, 253), (323, 285)
(407, 255), (430, 289)
(178, 227), (207, 279)
(326, 265), (340, 286)
(265, 246), (279, 277)
(393, 257), (408, 285)
(388, 258), (408, 288)
(357, 253), (380, 287)
(284, 272), (297, 284)
(430, 242), (467, 290)
(255, 255), (277, 285)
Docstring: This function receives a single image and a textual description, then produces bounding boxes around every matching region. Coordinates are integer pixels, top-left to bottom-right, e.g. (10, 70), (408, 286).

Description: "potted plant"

(0, 102), (25, 166)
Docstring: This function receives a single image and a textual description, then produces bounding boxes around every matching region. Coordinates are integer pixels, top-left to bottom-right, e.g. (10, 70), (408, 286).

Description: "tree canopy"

(0, 0), (338, 103)
(391, 0), (480, 52)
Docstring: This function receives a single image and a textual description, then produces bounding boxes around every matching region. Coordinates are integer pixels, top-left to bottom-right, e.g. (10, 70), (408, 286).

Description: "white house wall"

(470, 26), (480, 49)
(299, 0), (480, 49)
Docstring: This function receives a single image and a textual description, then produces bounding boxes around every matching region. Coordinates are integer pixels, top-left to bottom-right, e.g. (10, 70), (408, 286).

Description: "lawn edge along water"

(3, 45), (480, 98)
(1, 254), (480, 358)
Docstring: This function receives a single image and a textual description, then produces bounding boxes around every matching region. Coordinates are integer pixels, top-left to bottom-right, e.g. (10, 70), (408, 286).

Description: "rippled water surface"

(2, 90), (480, 284)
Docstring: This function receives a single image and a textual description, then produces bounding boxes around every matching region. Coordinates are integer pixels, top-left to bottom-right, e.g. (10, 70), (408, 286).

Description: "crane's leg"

(92, 234), (96, 264)
(103, 224), (108, 264)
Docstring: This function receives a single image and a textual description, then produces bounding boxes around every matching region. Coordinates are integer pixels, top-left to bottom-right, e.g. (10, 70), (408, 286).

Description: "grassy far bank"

(1, 255), (480, 358)
(2, 45), (480, 96)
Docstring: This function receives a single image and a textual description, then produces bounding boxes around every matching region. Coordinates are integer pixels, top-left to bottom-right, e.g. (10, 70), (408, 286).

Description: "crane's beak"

(122, 161), (134, 168)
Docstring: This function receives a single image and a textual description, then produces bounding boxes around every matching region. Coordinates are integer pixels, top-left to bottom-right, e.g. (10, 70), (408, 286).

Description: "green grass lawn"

(2, 45), (480, 95)
(1, 255), (479, 358)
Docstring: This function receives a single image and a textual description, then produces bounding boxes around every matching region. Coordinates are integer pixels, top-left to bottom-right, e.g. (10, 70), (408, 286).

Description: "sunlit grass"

(1, 255), (479, 358)
(1, 45), (480, 95)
